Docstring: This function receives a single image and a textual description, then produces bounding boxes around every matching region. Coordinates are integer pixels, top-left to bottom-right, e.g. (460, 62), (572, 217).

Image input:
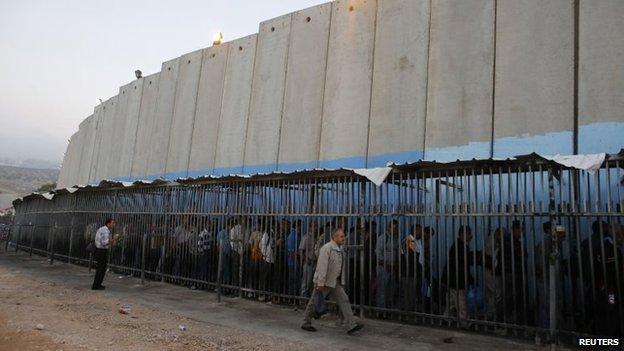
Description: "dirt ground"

(0, 250), (561, 351)
(0, 259), (310, 350)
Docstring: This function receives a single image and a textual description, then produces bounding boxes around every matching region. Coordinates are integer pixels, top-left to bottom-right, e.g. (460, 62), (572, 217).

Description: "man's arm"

(314, 246), (330, 288)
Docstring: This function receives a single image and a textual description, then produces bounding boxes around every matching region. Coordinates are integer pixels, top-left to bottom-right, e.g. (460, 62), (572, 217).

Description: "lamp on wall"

(212, 32), (223, 46)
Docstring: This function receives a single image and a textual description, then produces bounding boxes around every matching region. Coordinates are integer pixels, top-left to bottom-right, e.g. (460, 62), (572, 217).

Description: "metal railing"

(8, 155), (624, 344)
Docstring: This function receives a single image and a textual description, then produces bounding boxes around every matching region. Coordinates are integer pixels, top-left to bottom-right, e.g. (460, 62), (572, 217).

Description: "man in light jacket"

(301, 228), (363, 334)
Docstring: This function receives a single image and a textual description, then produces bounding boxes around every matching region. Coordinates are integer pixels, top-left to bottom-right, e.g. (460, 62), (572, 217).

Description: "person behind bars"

(301, 228), (363, 334)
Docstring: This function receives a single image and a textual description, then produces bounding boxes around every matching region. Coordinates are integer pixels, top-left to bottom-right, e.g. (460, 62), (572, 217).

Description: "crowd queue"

(90, 215), (623, 336)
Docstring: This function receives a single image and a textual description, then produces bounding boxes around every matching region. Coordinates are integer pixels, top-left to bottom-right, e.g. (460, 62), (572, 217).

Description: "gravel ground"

(0, 250), (563, 351)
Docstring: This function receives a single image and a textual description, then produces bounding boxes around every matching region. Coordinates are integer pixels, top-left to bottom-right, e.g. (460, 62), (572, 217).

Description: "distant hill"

(0, 157), (60, 170)
(0, 164), (59, 198)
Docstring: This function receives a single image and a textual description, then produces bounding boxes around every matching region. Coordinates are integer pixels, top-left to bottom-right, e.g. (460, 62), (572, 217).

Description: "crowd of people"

(91, 215), (623, 336)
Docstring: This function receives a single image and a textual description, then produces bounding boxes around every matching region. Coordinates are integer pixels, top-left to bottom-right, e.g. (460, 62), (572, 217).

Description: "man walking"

(301, 228), (363, 334)
(92, 218), (116, 290)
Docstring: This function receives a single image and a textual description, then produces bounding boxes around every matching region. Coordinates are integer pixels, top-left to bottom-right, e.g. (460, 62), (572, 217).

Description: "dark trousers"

(92, 248), (108, 288)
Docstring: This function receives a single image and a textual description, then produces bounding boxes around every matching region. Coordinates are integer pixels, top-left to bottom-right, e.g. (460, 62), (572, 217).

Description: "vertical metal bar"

(547, 165), (558, 342)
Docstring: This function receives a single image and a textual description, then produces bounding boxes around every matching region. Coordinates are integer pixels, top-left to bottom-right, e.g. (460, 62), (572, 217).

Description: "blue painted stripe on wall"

(579, 122), (624, 154)
(108, 126), (622, 183)
(424, 141), (491, 162)
(494, 130), (574, 158)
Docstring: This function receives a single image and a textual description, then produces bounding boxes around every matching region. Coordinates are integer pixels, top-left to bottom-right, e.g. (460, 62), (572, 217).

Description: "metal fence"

(8, 155), (624, 344)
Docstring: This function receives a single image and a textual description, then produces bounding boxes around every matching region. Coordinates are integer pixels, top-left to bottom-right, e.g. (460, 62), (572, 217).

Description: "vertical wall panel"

(73, 115), (94, 185)
(579, 0), (624, 154)
(424, 0), (494, 162)
(188, 44), (230, 177)
(367, 0), (430, 167)
(87, 105), (104, 184)
(318, 0), (377, 169)
(242, 14), (292, 174)
(146, 58), (180, 178)
(494, 0), (574, 157)
(92, 96), (119, 182)
(106, 83), (132, 179)
(57, 136), (73, 188)
(68, 124), (87, 186)
(116, 79), (144, 181)
(131, 73), (160, 180)
(213, 34), (257, 175)
(277, 3), (331, 172)
(77, 109), (99, 184)
(165, 50), (203, 178)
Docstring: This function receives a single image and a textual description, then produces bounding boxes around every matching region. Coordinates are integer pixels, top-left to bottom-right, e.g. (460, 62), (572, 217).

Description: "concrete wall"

(187, 44), (230, 178)
(106, 83), (132, 179)
(92, 96), (118, 181)
(424, 0), (495, 162)
(77, 111), (99, 184)
(318, 0), (376, 169)
(165, 50), (203, 178)
(579, 0), (624, 154)
(146, 59), (180, 179)
(213, 35), (257, 175)
(493, 0), (574, 158)
(131, 73), (160, 180)
(116, 79), (144, 181)
(367, 0), (430, 167)
(74, 115), (94, 185)
(277, 3), (332, 172)
(59, 0), (624, 187)
(243, 14), (292, 174)
(87, 105), (104, 184)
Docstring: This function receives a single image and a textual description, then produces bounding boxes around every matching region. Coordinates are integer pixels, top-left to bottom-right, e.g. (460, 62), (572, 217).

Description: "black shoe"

(91, 285), (105, 290)
(301, 325), (317, 332)
(347, 323), (364, 335)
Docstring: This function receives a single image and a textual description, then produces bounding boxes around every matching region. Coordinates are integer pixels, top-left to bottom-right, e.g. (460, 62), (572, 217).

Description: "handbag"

(312, 289), (329, 319)
(86, 242), (96, 253)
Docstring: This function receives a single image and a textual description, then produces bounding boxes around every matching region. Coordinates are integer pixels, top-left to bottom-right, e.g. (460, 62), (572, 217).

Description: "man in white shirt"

(92, 218), (116, 290)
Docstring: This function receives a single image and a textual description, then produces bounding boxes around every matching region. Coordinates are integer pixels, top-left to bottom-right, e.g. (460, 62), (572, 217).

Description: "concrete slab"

(146, 58), (180, 179)
(131, 73), (161, 181)
(493, 0), (574, 158)
(578, 0), (624, 154)
(73, 115), (94, 185)
(318, 0), (377, 169)
(65, 132), (80, 187)
(92, 96), (119, 182)
(88, 105), (104, 184)
(367, 0), (430, 167)
(187, 44), (230, 178)
(243, 14), (292, 174)
(116, 79), (145, 181)
(77, 110), (99, 185)
(106, 83), (132, 180)
(213, 35), (258, 175)
(277, 3), (332, 172)
(57, 135), (74, 188)
(424, 0), (495, 162)
(164, 50), (203, 179)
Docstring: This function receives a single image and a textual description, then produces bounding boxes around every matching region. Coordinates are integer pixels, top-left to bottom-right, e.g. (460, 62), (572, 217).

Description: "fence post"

(141, 232), (147, 284)
(67, 196), (77, 264)
(217, 242), (223, 303)
(108, 189), (119, 271)
(13, 224), (21, 252)
(29, 223), (34, 257)
(160, 187), (171, 282)
(547, 166), (559, 344)
(358, 181), (366, 318)
(49, 222), (57, 264)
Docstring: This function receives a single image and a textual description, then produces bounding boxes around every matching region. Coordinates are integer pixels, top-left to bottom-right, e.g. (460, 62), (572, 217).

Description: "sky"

(0, 0), (327, 166)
